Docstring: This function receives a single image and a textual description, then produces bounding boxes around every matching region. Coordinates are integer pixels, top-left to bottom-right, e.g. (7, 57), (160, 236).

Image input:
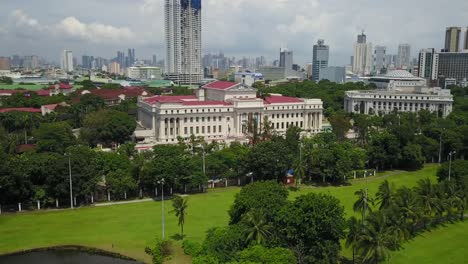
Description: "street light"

(65, 153), (73, 209)
(157, 178), (165, 239)
(448, 151), (456, 181)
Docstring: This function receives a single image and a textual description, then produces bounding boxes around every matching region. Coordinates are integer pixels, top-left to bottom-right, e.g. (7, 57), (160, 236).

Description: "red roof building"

(0, 107), (42, 113)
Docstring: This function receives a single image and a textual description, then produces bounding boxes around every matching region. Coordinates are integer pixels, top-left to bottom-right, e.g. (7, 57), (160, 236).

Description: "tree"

(415, 178), (439, 228)
(356, 211), (400, 264)
(353, 189), (374, 221)
(329, 112), (351, 141)
(229, 181), (288, 225)
(376, 180), (394, 210)
(0, 76), (13, 84)
(437, 160), (468, 184)
(275, 193), (346, 264)
(201, 225), (247, 263)
(245, 139), (292, 182)
(345, 216), (362, 264)
(34, 122), (76, 153)
(106, 169), (137, 199)
(394, 187), (422, 235)
(171, 195), (189, 237)
(399, 144), (425, 170)
(368, 131), (401, 170)
(236, 245), (296, 264)
(241, 209), (272, 246)
(80, 109), (136, 146)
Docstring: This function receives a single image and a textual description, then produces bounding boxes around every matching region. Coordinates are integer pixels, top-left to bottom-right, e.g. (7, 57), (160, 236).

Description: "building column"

(159, 119), (165, 141)
(152, 115), (157, 139)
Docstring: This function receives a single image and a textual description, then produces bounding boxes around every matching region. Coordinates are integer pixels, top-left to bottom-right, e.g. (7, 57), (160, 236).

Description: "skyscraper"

(312, 39), (329, 82)
(353, 32), (372, 76)
(464, 27), (468, 51)
(279, 48), (294, 77)
(445, 27), (461, 52)
(418, 48), (437, 80)
(82, 55), (94, 69)
(165, 0), (202, 84)
(397, 44), (411, 69)
(128, 48), (136, 67)
(373, 46), (387, 74)
(61, 50), (74, 72)
(0, 57), (11, 70)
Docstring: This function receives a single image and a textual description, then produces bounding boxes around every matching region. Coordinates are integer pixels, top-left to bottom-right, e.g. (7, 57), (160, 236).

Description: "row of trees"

(347, 163), (467, 263)
(183, 181), (346, 264)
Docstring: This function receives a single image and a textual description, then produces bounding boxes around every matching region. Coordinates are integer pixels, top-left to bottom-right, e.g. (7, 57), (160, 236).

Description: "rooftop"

(0, 107), (42, 113)
(264, 95), (304, 104)
(203, 81), (238, 90)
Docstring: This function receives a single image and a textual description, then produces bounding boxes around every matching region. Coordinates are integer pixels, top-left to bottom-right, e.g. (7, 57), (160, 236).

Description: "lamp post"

(65, 153), (74, 209)
(448, 151), (456, 181)
(157, 178), (165, 239)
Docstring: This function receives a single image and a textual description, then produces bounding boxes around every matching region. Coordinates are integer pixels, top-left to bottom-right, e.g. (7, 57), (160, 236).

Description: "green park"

(1, 164), (467, 263)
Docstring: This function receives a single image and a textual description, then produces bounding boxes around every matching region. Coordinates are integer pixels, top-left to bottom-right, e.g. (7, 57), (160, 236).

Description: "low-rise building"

(127, 66), (162, 80)
(136, 81), (324, 145)
(344, 70), (453, 117)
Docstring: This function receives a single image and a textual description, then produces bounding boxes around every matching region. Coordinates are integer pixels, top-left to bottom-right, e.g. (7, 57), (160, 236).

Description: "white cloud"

(56, 16), (135, 43)
(6, 9), (138, 44)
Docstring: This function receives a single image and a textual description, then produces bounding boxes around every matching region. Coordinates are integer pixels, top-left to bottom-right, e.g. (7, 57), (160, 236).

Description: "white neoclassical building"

(136, 81), (323, 146)
(344, 70), (453, 117)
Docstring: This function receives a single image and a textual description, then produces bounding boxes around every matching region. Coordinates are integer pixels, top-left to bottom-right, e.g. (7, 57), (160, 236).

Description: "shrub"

(145, 239), (172, 264)
(182, 240), (201, 256)
(192, 255), (220, 264)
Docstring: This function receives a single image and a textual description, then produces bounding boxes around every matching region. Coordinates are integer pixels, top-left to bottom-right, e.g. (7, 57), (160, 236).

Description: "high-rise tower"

(312, 39), (329, 82)
(445, 27), (461, 52)
(165, 0), (202, 84)
(353, 32), (372, 76)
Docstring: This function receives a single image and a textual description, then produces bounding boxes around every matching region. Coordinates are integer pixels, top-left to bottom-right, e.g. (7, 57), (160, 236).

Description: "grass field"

(0, 165), (442, 263)
(390, 220), (468, 264)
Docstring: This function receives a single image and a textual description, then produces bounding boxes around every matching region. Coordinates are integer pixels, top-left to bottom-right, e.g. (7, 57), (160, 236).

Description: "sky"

(0, 0), (467, 66)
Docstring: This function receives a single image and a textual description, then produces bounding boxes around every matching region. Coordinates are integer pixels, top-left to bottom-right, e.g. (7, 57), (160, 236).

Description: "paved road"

(94, 198), (155, 207)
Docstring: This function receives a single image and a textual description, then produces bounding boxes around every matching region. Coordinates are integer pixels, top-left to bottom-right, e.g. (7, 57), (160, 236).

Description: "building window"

(219, 125), (222, 132)
(227, 117), (230, 121)
(196, 127), (199, 134)
(213, 117), (217, 122)
(208, 126), (211, 133)
(276, 123), (279, 129)
(202, 117), (205, 122)
(202, 126), (205, 133)
(281, 122), (284, 129)
(213, 126), (216, 133)
(300, 121), (303, 127)
(184, 127), (188, 134)
(184, 118), (187, 123)
(196, 117), (199, 122)
(190, 127), (193, 134)
(208, 117), (211, 122)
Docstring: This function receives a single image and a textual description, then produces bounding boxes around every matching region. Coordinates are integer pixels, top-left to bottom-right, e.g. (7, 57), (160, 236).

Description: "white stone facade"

(136, 81), (323, 145)
(344, 70), (453, 117)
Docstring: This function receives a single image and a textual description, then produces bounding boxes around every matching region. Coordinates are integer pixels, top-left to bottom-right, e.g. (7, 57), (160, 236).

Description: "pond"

(0, 249), (143, 264)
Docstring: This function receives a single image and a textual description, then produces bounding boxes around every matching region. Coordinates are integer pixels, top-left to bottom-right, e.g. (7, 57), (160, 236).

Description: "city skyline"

(1, 0), (467, 66)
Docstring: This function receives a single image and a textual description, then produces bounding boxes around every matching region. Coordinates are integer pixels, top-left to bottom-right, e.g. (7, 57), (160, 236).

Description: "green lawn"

(390, 220), (468, 264)
(0, 165), (440, 263)
(0, 84), (47, 91)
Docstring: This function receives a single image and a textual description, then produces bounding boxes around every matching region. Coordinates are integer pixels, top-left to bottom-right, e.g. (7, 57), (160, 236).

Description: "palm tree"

(242, 209), (272, 245)
(395, 187), (423, 236)
(415, 178), (439, 228)
(356, 211), (399, 264)
(376, 180), (394, 210)
(171, 195), (188, 237)
(345, 216), (362, 264)
(354, 189), (374, 221)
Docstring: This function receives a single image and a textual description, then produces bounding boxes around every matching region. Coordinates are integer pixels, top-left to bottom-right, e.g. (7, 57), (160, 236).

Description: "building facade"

(373, 46), (387, 74)
(464, 27), (468, 50)
(445, 27), (461, 52)
(0, 57), (10, 71)
(127, 66), (162, 80)
(165, 0), (202, 84)
(136, 81), (324, 145)
(397, 44), (411, 69)
(319, 67), (346, 83)
(353, 33), (373, 76)
(312, 40), (329, 82)
(418, 48), (438, 80)
(280, 48), (294, 77)
(61, 50), (74, 72)
(435, 52), (468, 81)
(344, 70), (453, 117)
